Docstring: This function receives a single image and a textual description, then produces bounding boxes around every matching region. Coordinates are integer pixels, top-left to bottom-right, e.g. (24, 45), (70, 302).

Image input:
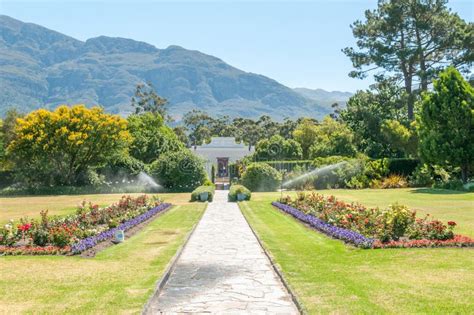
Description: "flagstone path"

(144, 190), (299, 314)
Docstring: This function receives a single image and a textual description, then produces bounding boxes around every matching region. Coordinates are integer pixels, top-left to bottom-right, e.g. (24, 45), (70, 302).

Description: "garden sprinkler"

(280, 169), (287, 202)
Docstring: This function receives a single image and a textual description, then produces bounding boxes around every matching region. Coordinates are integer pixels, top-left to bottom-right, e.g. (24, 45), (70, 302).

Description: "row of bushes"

(236, 156), (421, 192)
(190, 184), (252, 202)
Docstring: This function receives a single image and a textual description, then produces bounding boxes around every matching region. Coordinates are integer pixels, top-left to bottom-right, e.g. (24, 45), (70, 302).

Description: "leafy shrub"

(241, 163), (281, 192)
(409, 164), (435, 187)
(381, 174), (408, 189)
(49, 225), (75, 247)
(254, 135), (303, 161)
(379, 204), (415, 242)
(408, 217), (456, 240)
(191, 185), (215, 202)
(0, 220), (17, 246)
(150, 149), (207, 192)
(342, 159), (389, 189)
(228, 184), (251, 201)
(433, 179), (466, 191)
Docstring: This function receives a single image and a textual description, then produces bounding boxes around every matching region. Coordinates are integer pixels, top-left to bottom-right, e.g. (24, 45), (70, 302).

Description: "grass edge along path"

(0, 203), (206, 314)
(240, 200), (474, 314)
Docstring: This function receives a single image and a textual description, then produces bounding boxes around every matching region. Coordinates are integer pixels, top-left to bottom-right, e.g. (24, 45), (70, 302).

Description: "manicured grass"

(0, 192), (189, 225)
(240, 190), (474, 314)
(0, 203), (205, 313)
(258, 188), (474, 237)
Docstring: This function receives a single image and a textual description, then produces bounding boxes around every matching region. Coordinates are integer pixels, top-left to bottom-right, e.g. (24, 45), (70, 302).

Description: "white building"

(193, 137), (254, 182)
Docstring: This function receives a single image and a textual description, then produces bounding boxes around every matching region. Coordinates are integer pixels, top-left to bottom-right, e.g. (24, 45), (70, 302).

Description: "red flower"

(448, 221), (457, 227)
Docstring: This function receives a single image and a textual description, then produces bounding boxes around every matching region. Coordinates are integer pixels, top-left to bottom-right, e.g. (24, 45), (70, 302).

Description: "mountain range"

(0, 15), (352, 120)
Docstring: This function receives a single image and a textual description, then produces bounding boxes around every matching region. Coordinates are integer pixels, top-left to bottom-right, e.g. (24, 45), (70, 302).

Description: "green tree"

(1, 109), (22, 149)
(418, 67), (474, 183)
(183, 110), (214, 146)
(279, 118), (297, 139)
(127, 112), (184, 164)
(340, 81), (407, 158)
(257, 115), (279, 139)
(210, 116), (238, 137)
(0, 119), (4, 166)
(344, 0), (472, 120)
(150, 149), (207, 191)
(7, 105), (131, 187)
(173, 126), (189, 146)
(254, 135), (302, 161)
(293, 118), (319, 159)
(308, 117), (357, 158)
(131, 81), (170, 120)
(233, 118), (262, 150)
(381, 120), (418, 156)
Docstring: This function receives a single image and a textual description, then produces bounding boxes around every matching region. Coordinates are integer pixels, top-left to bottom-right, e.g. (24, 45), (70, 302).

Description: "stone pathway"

(144, 190), (299, 314)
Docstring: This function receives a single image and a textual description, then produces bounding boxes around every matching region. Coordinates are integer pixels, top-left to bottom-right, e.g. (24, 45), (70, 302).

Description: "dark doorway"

(217, 157), (229, 178)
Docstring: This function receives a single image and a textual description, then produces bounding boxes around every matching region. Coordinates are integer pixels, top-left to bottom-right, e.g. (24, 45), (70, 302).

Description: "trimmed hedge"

(312, 156), (352, 168)
(228, 184), (251, 201)
(386, 158), (420, 176)
(0, 170), (14, 188)
(261, 160), (313, 173)
(191, 185), (215, 202)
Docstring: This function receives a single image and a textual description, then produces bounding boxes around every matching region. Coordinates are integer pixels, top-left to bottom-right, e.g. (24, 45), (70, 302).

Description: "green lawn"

(0, 202), (205, 314)
(0, 192), (187, 225)
(241, 189), (474, 314)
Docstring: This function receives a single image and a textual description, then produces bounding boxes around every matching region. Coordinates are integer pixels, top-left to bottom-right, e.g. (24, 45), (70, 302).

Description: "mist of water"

(282, 161), (349, 189)
(136, 171), (161, 189)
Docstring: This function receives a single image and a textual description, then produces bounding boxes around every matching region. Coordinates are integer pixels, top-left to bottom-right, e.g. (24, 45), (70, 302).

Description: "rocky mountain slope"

(0, 15), (351, 119)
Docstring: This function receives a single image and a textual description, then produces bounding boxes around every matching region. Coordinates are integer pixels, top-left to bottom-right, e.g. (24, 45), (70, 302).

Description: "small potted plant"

(114, 230), (125, 243)
(199, 191), (209, 201)
(237, 192), (247, 201)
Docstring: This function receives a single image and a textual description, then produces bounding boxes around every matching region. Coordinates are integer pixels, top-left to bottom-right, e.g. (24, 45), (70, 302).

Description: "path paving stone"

(145, 190), (299, 314)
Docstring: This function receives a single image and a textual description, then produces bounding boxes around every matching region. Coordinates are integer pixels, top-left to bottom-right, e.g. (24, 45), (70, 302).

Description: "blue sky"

(1, 0), (472, 92)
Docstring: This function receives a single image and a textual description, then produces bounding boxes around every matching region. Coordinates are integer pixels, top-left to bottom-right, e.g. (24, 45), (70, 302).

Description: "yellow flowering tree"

(7, 105), (131, 186)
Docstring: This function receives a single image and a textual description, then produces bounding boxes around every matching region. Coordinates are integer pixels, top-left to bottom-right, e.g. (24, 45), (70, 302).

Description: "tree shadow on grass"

(410, 188), (470, 195)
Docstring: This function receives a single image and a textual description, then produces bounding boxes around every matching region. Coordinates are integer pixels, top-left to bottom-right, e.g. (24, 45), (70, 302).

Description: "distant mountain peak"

(84, 36), (158, 54)
(0, 15), (338, 120)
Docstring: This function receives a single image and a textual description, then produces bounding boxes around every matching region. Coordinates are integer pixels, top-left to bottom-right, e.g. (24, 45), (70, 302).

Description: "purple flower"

(71, 203), (172, 253)
(272, 202), (374, 248)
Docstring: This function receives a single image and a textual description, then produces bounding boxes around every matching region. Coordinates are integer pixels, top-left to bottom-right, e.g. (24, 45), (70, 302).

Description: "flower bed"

(0, 195), (171, 255)
(71, 203), (171, 253)
(276, 192), (474, 249)
(272, 202), (374, 248)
